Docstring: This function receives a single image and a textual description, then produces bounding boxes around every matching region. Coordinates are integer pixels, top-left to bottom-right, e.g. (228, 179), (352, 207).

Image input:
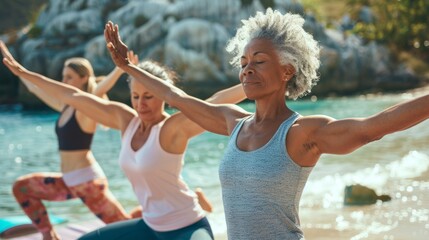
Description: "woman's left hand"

(128, 50), (139, 65)
(0, 41), (27, 77)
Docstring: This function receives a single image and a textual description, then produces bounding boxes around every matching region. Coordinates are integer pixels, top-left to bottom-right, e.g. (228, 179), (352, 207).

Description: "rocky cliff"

(0, 0), (422, 107)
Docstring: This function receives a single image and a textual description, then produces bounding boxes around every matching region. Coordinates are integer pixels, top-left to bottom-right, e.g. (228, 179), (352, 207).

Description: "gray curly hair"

(226, 8), (320, 99)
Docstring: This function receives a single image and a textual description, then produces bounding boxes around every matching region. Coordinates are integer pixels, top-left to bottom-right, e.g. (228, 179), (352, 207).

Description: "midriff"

(60, 149), (96, 173)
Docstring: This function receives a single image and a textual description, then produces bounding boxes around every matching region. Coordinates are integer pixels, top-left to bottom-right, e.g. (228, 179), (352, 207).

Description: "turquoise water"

(1, 93), (429, 239)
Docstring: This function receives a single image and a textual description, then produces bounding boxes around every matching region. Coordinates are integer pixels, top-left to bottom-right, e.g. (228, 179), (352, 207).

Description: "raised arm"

(1, 41), (135, 132)
(104, 21), (248, 135)
(93, 51), (139, 97)
(159, 82), (248, 154)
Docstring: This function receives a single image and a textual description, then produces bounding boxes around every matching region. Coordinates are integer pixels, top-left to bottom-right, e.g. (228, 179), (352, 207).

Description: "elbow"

(361, 133), (383, 145)
(340, 134), (384, 155)
(64, 90), (83, 104)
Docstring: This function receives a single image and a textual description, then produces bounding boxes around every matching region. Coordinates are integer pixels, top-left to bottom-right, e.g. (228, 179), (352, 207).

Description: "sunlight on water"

(301, 150), (429, 239)
(302, 151), (429, 209)
(387, 151), (429, 179)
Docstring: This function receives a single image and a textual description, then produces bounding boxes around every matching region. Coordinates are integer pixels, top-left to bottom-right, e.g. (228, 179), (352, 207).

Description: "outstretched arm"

(93, 51), (139, 97)
(17, 50), (137, 111)
(104, 21), (248, 135)
(19, 77), (64, 111)
(308, 95), (429, 155)
(285, 95), (429, 167)
(1, 40), (135, 131)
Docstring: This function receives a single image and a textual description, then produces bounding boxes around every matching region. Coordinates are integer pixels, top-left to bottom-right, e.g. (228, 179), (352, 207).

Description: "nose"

(242, 64), (254, 76)
(137, 98), (148, 110)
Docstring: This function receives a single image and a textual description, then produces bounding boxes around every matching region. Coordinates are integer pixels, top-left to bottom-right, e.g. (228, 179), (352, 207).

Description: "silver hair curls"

(226, 8), (320, 99)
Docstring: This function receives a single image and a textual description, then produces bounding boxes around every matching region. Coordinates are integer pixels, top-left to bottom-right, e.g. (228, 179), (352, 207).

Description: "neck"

(138, 112), (168, 133)
(253, 95), (291, 123)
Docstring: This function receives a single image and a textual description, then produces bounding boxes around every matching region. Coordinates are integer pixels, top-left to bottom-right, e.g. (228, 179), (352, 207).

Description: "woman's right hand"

(0, 41), (27, 77)
(104, 21), (131, 69)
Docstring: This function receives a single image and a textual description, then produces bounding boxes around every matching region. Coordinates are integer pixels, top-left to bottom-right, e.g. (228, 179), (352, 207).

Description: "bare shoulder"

(289, 114), (336, 138)
(286, 115), (338, 166)
(162, 112), (186, 134)
(295, 114), (336, 128)
(223, 104), (251, 132)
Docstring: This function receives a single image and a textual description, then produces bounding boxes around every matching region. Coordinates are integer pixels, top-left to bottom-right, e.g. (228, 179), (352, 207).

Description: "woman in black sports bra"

(6, 52), (139, 240)
(1, 40), (245, 240)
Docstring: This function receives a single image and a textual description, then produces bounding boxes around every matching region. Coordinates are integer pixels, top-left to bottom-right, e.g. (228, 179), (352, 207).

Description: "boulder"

(344, 184), (391, 206)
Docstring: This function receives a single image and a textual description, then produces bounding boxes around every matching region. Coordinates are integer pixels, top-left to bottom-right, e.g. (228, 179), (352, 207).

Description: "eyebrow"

(241, 51), (265, 59)
(132, 92), (152, 96)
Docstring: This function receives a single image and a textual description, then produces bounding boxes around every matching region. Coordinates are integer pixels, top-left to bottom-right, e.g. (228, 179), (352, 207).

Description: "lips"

(243, 81), (260, 85)
(138, 110), (151, 115)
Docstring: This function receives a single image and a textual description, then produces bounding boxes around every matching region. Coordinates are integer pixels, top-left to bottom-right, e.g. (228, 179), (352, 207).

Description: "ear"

(282, 64), (295, 82)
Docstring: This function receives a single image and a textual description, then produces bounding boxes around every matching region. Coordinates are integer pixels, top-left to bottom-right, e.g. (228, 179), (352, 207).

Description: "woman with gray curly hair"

(103, 7), (429, 240)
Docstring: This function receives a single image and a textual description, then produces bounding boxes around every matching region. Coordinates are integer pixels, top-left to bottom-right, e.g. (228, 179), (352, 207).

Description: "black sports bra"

(55, 106), (94, 151)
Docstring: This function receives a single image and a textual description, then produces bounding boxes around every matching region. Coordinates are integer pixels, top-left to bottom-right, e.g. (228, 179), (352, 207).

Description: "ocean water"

(1, 93), (429, 239)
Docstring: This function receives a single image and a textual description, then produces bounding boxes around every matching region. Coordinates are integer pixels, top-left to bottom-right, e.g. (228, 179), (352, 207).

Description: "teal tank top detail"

(219, 112), (313, 240)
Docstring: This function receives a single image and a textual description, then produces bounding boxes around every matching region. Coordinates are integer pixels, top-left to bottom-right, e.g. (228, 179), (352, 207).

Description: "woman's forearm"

(370, 94), (429, 138)
(19, 69), (80, 104)
(205, 84), (245, 104)
(124, 63), (180, 102)
(93, 67), (123, 97)
(19, 77), (63, 111)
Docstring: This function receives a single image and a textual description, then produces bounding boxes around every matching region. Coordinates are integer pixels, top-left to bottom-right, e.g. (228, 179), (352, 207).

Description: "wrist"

(121, 63), (134, 72)
(114, 66), (124, 74)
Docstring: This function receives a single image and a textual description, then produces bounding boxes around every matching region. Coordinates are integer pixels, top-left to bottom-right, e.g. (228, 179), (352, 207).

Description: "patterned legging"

(12, 172), (131, 233)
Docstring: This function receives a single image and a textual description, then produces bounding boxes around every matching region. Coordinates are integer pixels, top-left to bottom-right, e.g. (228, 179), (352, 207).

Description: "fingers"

(114, 24), (120, 43)
(0, 41), (10, 58)
(0, 41), (15, 65)
(3, 57), (12, 67)
(104, 21), (115, 46)
(0, 41), (15, 67)
(2, 58), (18, 75)
(106, 42), (113, 51)
(104, 21), (120, 51)
(127, 50), (139, 65)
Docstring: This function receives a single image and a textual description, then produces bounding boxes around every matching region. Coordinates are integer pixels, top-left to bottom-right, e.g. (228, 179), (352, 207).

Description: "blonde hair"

(226, 8), (320, 99)
(64, 57), (97, 94)
(64, 57), (109, 100)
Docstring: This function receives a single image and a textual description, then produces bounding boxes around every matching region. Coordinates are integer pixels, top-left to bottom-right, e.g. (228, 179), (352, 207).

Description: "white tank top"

(119, 117), (205, 231)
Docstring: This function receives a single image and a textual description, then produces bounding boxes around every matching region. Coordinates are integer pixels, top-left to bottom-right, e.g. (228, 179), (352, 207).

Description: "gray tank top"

(219, 112), (313, 240)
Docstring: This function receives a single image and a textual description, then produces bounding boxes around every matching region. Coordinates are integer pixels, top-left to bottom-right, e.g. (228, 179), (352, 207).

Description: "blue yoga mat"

(0, 214), (67, 237)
